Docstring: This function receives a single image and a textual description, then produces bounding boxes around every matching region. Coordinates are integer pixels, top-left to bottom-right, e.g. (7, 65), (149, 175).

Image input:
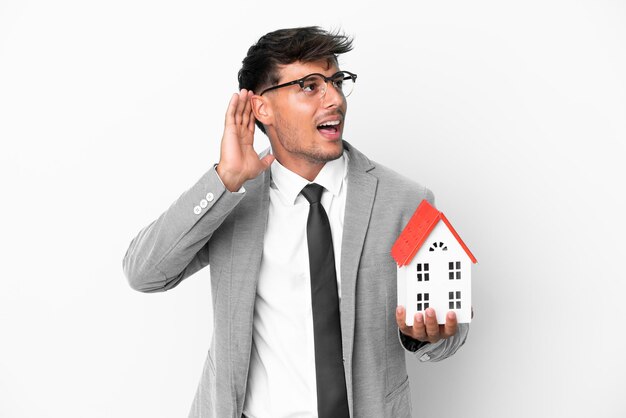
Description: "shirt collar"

(270, 151), (348, 206)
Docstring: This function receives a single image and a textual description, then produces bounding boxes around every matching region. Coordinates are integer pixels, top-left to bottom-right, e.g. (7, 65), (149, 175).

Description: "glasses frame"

(259, 70), (358, 97)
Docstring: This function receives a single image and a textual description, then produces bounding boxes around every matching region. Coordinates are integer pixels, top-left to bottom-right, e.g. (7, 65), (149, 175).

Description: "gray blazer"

(123, 141), (469, 418)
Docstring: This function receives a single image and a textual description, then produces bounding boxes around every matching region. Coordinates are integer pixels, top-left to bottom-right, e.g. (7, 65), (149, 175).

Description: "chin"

(309, 140), (344, 163)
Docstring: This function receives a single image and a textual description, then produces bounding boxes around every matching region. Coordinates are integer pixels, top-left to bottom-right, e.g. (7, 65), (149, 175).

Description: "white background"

(1, 1), (625, 417)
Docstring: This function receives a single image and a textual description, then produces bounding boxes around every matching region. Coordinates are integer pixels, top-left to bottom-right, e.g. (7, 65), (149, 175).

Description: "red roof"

(391, 199), (477, 267)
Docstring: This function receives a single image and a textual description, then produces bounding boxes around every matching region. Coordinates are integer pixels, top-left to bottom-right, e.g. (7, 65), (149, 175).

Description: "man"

(123, 26), (469, 418)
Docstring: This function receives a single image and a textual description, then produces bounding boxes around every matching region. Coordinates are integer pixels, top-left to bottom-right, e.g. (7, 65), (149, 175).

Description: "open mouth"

(317, 119), (341, 134)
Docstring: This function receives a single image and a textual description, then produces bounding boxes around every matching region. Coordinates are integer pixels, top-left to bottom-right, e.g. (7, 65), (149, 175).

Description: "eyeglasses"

(259, 71), (357, 98)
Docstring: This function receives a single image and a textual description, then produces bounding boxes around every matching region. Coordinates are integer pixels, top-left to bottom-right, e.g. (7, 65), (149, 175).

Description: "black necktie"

(300, 183), (350, 418)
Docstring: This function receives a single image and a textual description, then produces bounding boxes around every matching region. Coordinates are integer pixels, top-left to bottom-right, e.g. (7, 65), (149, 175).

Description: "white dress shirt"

(242, 152), (349, 418)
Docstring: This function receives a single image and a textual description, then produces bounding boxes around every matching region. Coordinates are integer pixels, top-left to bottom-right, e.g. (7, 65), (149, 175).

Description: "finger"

(395, 306), (407, 329)
(225, 93), (239, 126)
(234, 89), (248, 126)
(424, 308), (440, 340)
(248, 108), (256, 131)
(396, 306), (415, 337)
(248, 110), (256, 132)
(247, 92), (259, 132)
(411, 312), (427, 341)
(242, 91), (252, 128)
(443, 311), (458, 337)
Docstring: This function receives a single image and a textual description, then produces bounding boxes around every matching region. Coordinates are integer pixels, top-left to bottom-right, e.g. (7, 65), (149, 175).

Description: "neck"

(272, 150), (326, 182)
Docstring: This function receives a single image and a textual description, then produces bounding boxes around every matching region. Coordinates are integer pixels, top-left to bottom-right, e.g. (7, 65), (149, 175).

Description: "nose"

(321, 80), (344, 108)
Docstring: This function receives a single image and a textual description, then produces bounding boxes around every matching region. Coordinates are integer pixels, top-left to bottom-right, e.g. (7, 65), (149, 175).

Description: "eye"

(331, 73), (349, 91)
(301, 76), (323, 94)
(302, 82), (317, 93)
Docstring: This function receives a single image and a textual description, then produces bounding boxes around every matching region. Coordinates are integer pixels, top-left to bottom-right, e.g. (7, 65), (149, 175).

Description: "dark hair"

(238, 26), (354, 133)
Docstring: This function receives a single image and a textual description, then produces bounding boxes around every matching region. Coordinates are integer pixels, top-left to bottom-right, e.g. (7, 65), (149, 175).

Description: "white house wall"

(398, 220), (472, 325)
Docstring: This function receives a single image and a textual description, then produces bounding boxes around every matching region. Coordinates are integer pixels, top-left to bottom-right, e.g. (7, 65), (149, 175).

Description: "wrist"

(216, 163), (244, 192)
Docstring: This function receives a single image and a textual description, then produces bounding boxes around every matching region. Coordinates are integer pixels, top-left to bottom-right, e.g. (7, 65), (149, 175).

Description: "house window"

(417, 293), (430, 312)
(429, 241), (448, 251)
(448, 291), (462, 309)
(448, 261), (461, 280)
(417, 263), (430, 282)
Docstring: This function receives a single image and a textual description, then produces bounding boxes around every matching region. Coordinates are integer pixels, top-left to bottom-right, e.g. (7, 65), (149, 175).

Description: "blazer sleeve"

(398, 323), (470, 362)
(122, 165), (245, 293)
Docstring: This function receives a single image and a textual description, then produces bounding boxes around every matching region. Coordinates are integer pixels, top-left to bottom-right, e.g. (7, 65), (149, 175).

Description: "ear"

(251, 95), (273, 128)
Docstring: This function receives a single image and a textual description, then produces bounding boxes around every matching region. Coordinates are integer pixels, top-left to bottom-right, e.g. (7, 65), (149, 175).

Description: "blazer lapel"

(340, 141), (377, 410)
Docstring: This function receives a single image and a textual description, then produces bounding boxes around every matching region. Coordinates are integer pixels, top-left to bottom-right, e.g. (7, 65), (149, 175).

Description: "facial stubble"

(273, 112), (344, 164)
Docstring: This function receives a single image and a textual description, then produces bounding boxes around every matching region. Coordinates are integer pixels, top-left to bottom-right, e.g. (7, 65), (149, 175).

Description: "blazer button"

(206, 192), (214, 202)
(193, 205), (202, 215)
(200, 199), (208, 208)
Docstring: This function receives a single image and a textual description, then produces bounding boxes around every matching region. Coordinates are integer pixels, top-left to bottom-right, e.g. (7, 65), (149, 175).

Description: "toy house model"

(392, 200), (477, 325)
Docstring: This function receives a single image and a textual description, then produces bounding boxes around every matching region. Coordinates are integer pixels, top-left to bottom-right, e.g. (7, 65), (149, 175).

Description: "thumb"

(260, 154), (275, 170)
(251, 154), (275, 179)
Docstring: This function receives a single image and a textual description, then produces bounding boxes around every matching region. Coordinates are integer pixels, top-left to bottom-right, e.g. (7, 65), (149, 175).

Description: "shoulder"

(373, 160), (433, 200)
(344, 141), (435, 211)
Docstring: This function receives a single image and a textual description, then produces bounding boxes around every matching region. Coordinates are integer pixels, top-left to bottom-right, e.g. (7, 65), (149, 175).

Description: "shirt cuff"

(398, 328), (429, 352)
(398, 328), (446, 362)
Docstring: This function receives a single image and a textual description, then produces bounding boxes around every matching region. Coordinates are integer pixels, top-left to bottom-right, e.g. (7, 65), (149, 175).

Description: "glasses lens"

(333, 73), (355, 97)
(298, 73), (356, 98)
